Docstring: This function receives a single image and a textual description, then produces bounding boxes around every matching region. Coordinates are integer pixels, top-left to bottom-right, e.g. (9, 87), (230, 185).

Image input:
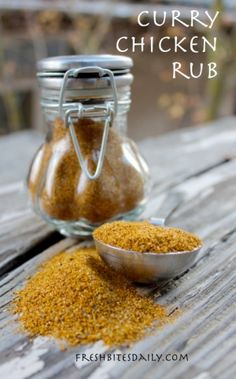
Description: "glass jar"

(28, 55), (150, 236)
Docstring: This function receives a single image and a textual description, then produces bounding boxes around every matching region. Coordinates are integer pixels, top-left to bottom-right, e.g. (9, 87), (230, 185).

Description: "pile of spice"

(28, 118), (145, 223)
(93, 221), (202, 253)
(13, 248), (169, 347)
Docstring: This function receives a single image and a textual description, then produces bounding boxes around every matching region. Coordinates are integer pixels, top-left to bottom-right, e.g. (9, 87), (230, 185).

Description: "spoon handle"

(149, 217), (165, 226)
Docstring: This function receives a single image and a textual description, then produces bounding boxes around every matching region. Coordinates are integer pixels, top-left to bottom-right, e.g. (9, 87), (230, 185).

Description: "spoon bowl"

(94, 218), (202, 283)
(95, 240), (202, 283)
(94, 219), (202, 283)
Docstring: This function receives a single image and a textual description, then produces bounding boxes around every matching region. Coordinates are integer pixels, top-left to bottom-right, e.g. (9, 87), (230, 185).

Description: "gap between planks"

(2, 153), (235, 277)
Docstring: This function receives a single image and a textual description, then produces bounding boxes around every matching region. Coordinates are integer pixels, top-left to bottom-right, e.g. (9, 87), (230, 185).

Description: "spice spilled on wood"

(13, 248), (171, 347)
(93, 221), (202, 253)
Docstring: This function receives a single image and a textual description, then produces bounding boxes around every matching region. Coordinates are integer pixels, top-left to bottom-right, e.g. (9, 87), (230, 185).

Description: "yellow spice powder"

(13, 248), (169, 347)
(28, 118), (145, 223)
(93, 221), (202, 253)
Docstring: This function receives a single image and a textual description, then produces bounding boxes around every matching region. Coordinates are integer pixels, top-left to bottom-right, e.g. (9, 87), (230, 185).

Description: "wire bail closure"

(58, 66), (118, 180)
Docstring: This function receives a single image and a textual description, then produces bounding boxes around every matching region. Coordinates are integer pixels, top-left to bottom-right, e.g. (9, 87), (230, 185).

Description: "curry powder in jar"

(28, 55), (150, 236)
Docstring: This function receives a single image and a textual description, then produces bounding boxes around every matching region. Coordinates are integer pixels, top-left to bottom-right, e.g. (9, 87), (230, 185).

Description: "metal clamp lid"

(58, 66), (118, 180)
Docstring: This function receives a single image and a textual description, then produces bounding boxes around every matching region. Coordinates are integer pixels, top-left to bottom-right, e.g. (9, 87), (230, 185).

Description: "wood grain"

(1, 117), (236, 274)
(0, 117), (236, 379)
(0, 131), (55, 275)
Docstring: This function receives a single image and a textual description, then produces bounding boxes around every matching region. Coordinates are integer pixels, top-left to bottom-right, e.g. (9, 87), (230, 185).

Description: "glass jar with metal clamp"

(27, 55), (150, 236)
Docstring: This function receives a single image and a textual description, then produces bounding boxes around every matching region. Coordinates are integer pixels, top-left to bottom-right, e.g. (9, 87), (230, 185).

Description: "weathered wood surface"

(0, 131), (57, 275)
(0, 117), (236, 379)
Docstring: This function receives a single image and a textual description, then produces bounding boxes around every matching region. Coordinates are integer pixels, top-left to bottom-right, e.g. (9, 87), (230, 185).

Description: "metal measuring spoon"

(94, 218), (202, 284)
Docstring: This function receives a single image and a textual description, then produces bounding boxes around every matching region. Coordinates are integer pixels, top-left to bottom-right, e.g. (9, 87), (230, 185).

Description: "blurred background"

(0, 0), (235, 141)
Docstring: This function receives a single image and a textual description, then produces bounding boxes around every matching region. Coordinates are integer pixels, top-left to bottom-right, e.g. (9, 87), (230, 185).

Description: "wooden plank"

(0, 216), (235, 378)
(1, 117), (236, 275)
(0, 130), (42, 185)
(0, 118), (236, 378)
(0, 131), (54, 275)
